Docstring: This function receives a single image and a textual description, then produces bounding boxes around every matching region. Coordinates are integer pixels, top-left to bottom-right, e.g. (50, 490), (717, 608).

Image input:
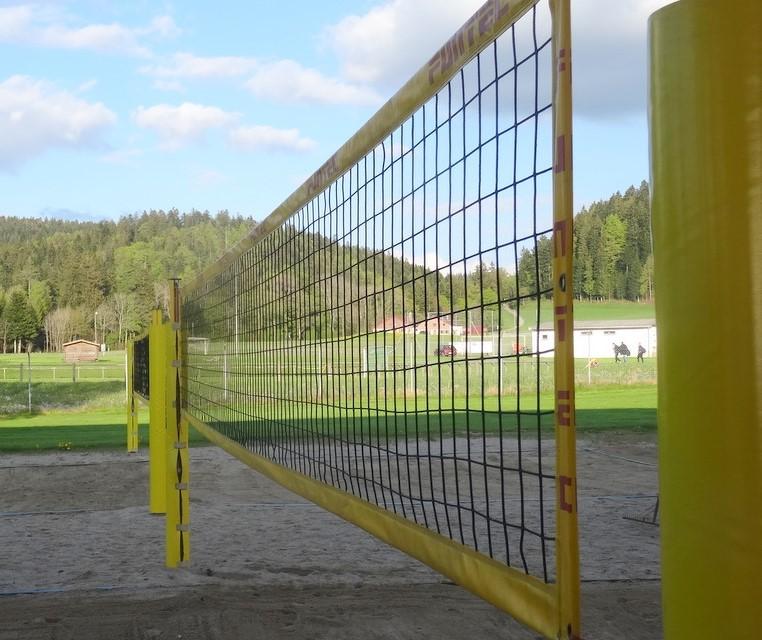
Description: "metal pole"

(27, 349), (31, 413)
(223, 346), (228, 400)
(234, 272), (239, 356)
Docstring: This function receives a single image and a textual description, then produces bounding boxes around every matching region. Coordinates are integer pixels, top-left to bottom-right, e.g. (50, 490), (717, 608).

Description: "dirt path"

(0, 434), (661, 639)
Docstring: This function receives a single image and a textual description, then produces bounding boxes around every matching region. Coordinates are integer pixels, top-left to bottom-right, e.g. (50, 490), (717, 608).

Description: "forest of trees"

(571, 181), (653, 301)
(0, 210), (252, 352)
(0, 182), (653, 352)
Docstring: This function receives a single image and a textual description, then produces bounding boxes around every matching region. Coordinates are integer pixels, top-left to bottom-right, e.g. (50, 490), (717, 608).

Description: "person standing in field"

(637, 343), (646, 362)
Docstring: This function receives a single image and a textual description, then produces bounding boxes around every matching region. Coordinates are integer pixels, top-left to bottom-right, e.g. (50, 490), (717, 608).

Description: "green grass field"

(0, 380), (655, 452)
(0, 350), (127, 383)
(0, 351), (126, 365)
(0, 400), (210, 452)
(0, 380), (147, 451)
(0, 314), (656, 453)
(519, 299), (654, 333)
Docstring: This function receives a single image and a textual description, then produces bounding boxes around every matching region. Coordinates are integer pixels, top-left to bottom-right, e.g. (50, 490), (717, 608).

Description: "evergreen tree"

(3, 290), (37, 352)
(599, 214), (627, 300)
(28, 280), (53, 326)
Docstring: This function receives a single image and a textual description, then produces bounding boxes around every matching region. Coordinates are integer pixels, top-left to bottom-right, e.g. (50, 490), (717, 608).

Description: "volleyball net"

(132, 335), (150, 400)
(137, 1), (579, 637)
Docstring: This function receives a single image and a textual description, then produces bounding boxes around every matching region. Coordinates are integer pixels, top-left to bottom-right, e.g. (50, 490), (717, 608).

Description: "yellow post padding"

(649, 2), (762, 638)
(148, 309), (167, 514)
(549, 1), (580, 638)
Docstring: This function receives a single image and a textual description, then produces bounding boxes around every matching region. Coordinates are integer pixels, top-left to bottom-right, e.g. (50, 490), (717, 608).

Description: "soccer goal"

(131, 1), (579, 637)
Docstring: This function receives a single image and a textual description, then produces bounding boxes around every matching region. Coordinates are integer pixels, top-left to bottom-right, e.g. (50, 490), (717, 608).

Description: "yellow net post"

(165, 280), (190, 567)
(649, 1), (762, 638)
(148, 308), (167, 515)
(549, 0), (580, 638)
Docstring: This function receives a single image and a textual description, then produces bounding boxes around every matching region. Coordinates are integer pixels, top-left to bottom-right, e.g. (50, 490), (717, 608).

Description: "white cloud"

(36, 22), (151, 56)
(324, 0), (482, 88)
(134, 102), (238, 149)
(0, 5), (177, 57)
(245, 59), (381, 106)
(143, 53), (380, 105)
(325, 0), (674, 118)
(229, 125), (316, 153)
(141, 52), (260, 80)
(142, 15), (180, 39)
(572, 0), (674, 118)
(133, 103), (316, 154)
(0, 75), (116, 170)
(0, 5), (32, 40)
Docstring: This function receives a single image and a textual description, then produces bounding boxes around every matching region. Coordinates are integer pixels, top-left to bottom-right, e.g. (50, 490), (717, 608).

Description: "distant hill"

(0, 183), (654, 352)
(0, 210), (254, 350)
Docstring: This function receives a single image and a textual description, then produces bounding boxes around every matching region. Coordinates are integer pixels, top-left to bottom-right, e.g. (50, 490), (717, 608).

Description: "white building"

(531, 319), (657, 359)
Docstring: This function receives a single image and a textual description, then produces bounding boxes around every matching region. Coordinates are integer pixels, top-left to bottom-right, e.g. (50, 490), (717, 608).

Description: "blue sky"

(0, 0), (671, 223)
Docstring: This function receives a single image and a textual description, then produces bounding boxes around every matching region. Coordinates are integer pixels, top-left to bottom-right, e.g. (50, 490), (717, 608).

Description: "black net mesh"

(133, 335), (150, 399)
(182, 4), (557, 582)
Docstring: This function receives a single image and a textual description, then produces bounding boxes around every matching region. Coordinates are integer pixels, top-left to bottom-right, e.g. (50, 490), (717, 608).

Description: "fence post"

(166, 279), (190, 567)
(148, 309), (167, 514)
(27, 351), (31, 413)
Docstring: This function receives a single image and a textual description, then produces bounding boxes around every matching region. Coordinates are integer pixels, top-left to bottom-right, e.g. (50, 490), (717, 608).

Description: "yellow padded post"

(148, 309), (167, 514)
(649, 1), (762, 638)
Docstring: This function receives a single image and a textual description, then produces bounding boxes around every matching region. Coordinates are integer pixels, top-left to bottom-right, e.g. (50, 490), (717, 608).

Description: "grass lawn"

(0, 380), (188, 451)
(574, 384), (655, 430)
(0, 351), (127, 383)
(0, 382), (655, 452)
(518, 299), (654, 333)
(0, 364), (656, 451)
(0, 381), (126, 413)
(0, 407), (209, 451)
(0, 350), (126, 365)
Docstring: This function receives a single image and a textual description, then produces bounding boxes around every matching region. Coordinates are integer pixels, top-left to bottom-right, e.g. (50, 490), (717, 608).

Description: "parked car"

(435, 344), (457, 357)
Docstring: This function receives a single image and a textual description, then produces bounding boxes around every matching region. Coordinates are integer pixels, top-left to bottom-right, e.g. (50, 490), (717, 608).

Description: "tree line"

(0, 183), (653, 352)
(0, 210), (252, 353)
(572, 181), (653, 301)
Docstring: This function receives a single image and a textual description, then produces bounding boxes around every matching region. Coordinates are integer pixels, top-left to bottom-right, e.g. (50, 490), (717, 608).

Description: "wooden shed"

(63, 339), (100, 362)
